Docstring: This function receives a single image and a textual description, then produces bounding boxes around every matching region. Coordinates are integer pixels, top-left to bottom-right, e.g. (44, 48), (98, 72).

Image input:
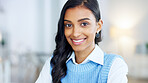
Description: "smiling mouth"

(71, 38), (86, 45)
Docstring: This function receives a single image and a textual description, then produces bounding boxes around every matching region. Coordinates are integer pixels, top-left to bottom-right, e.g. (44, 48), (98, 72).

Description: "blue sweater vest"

(51, 53), (123, 83)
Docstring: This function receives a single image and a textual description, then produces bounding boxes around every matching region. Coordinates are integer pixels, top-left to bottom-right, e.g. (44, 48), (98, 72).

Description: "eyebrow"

(64, 18), (90, 23)
(64, 20), (71, 23)
(78, 18), (90, 22)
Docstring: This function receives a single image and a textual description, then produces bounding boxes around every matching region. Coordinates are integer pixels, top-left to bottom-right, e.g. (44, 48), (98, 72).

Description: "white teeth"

(73, 39), (84, 42)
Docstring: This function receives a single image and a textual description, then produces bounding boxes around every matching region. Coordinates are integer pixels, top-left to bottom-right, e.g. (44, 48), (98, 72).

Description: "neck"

(75, 44), (95, 64)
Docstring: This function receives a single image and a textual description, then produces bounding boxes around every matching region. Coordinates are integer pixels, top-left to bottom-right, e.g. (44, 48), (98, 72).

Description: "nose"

(72, 26), (81, 38)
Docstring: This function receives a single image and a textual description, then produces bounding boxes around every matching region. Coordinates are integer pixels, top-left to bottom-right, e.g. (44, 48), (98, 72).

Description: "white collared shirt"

(66, 44), (104, 65)
(36, 45), (128, 83)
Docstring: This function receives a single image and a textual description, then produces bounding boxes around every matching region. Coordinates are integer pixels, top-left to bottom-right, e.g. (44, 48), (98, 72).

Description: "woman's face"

(64, 6), (102, 52)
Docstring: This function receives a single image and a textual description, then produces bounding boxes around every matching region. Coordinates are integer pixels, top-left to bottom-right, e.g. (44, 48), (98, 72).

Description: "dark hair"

(50, 0), (102, 83)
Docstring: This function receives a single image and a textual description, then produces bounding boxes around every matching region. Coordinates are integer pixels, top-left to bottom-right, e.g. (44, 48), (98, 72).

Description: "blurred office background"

(0, 0), (148, 83)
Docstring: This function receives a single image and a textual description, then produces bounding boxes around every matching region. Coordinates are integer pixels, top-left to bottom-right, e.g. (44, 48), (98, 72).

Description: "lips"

(71, 38), (86, 45)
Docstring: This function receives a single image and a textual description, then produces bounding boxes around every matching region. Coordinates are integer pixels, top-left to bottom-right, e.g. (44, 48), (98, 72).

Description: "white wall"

(4, 0), (39, 53)
(0, 0), (62, 53)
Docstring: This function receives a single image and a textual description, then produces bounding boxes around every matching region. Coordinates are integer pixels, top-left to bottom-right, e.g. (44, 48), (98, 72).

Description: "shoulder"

(112, 57), (128, 69)
(103, 53), (123, 65)
(104, 53), (123, 59)
(44, 57), (52, 69)
(35, 57), (52, 83)
(104, 53), (128, 72)
(110, 57), (128, 73)
(40, 57), (52, 73)
(107, 57), (128, 83)
(100, 53), (124, 74)
(101, 53), (128, 82)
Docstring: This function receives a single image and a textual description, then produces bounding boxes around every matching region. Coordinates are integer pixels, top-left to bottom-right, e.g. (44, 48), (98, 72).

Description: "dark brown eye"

(81, 22), (88, 26)
(65, 24), (73, 28)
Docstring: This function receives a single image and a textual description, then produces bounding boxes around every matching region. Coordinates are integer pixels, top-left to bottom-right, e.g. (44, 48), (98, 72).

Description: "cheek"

(84, 28), (96, 40)
(64, 29), (71, 38)
(85, 27), (97, 36)
(84, 31), (95, 39)
(89, 32), (96, 39)
(64, 29), (68, 37)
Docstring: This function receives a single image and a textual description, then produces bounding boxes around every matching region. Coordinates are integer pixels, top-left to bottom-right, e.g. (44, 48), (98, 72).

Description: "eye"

(65, 24), (73, 28)
(81, 22), (88, 27)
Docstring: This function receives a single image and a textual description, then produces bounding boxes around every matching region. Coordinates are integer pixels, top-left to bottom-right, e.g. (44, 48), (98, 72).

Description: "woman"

(36, 0), (128, 83)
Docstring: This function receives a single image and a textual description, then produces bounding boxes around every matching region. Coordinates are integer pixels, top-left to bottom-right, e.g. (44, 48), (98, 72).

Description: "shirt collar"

(66, 44), (104, 65)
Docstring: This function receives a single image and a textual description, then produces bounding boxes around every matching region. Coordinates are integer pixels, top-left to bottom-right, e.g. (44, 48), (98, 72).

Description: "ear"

(96, 19), (103, 33)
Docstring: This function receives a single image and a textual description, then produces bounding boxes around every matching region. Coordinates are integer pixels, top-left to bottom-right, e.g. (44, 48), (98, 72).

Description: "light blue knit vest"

(51, 53), (123, 83)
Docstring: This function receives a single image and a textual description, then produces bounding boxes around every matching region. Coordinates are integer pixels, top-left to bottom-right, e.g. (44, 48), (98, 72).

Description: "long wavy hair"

(50, 0), (102, 83)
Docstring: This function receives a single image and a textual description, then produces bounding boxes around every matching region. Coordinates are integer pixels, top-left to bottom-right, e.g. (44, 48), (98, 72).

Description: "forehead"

(64, 6), (96, 21)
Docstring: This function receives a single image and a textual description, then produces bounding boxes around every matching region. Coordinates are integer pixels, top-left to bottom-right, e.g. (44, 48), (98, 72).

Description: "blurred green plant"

(0, 38), (5, 47)
(146, 43), (148, 54)
(146, 43), (148, 49)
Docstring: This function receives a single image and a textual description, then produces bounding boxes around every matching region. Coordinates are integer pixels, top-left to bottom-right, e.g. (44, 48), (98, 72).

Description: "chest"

(61, 60), (103, 83)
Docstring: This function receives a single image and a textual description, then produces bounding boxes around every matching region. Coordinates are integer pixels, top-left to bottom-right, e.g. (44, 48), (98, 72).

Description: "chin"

(71, 45), (86, 52)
